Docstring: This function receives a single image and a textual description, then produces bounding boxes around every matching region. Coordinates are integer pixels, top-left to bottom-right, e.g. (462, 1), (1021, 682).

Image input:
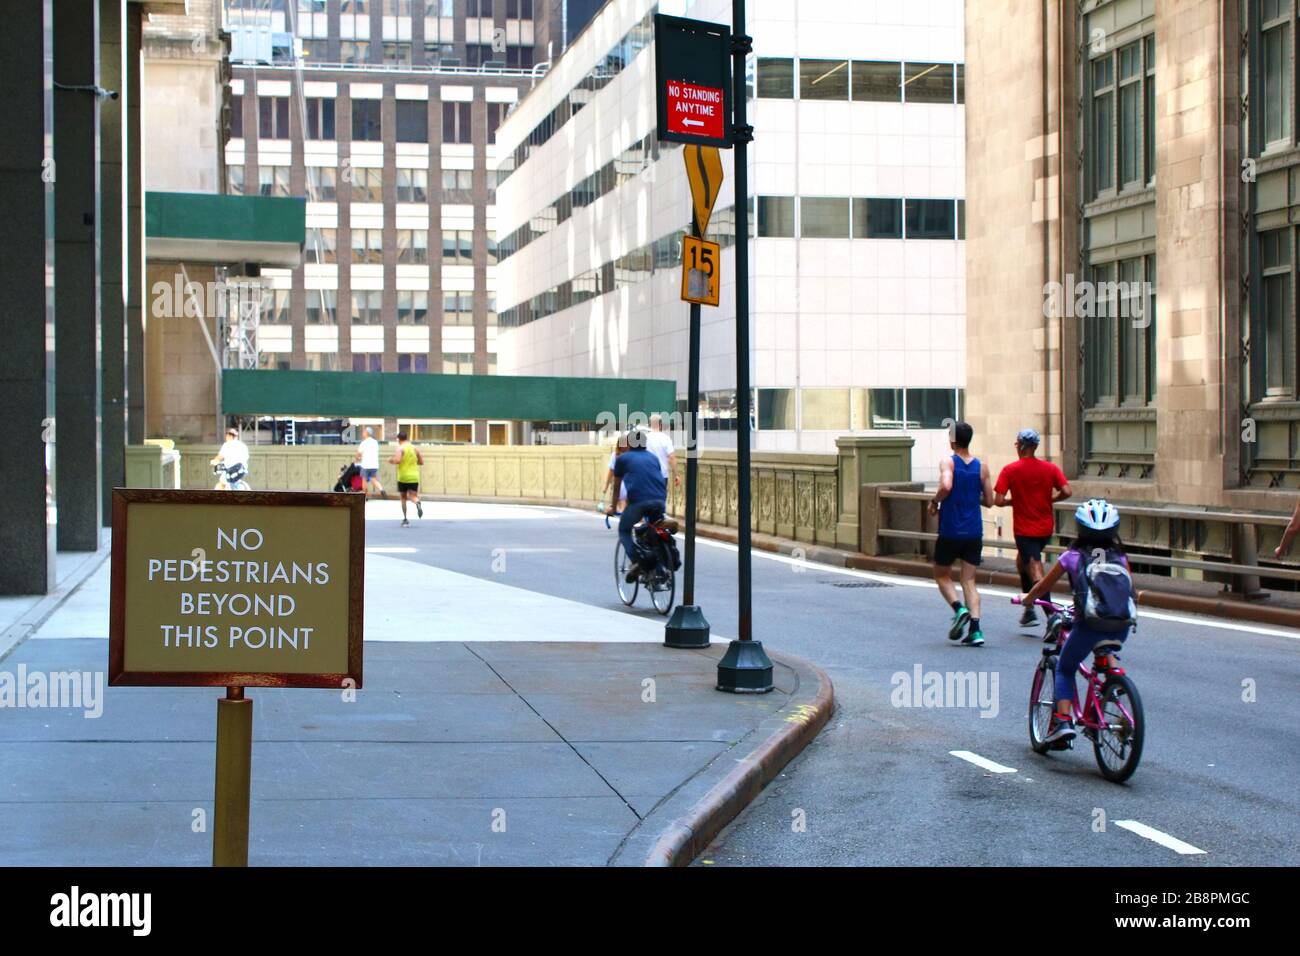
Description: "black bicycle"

(605, 510), (679, 615)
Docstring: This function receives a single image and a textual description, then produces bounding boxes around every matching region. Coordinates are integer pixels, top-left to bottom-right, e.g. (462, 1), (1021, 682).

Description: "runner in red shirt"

(994, 428), (1072, 627)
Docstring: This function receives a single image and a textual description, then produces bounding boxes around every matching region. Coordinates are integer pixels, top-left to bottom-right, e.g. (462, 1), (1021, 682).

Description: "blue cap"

(1016, 428), (1041, 446)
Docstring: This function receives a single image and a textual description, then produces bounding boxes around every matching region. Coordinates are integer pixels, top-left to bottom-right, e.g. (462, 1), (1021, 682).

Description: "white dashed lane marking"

(949, 750), (1018, 774)
(1114, 820), (1208, 855)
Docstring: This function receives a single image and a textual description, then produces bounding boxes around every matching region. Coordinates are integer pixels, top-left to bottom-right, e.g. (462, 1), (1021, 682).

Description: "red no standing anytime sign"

(665, 81), (725, 140)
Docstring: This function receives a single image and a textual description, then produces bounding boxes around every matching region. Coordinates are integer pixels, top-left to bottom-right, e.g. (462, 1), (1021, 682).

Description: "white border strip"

(949, 750), (1018, 774)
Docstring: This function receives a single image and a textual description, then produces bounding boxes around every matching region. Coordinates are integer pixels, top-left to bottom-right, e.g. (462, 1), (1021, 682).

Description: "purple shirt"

(1058, 547), (1129, 585)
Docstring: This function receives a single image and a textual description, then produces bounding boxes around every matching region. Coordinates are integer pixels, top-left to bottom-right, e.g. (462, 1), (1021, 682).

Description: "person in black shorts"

(928, 422), (994, 646)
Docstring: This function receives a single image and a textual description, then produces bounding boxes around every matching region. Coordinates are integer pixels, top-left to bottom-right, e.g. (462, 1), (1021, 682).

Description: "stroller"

(333, 462), (364, 493)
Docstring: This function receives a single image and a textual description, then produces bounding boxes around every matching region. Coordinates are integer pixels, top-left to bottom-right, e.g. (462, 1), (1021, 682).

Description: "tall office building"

(493, 0), (966, 479)
(221, 0), (563, 443)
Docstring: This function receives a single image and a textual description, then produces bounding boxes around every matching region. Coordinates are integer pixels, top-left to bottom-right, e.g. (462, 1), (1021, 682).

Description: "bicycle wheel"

(1028, 655), (1058, 755)
(614, 540), (638, 606)
(1093, 673), (1144, 783)
(648, 540), (676, 615)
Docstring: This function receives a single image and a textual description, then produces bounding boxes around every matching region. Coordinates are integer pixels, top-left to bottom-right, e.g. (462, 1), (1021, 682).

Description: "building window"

(757, 388), (796, 429)
(466, 0), (492, 16)
(229, 94), (243, 138)
(351, 228), (383, 263)
(1143, 37), (1154, 181)
(1090, 55), (1115, 195)
(853, 198), (902, 238)
(352, 99), (382, 141)
(1118, 43), (1142, 186)
(903, 63), (954, 103)
(301, 38), (328, 61)
(442, 230), (473, 262)
(305, 289), (337, 325)
(443, 352), (474, 374)
(505, 46), (534, 68)
(305, 98), (335, 140)
(443, 101), (473, 143)
(353, 353), (383, 372)
(757, 196), (795, 238)
(852, 61), (901, 102)
(506, 0), (532, 17)
(396, 168), (427, 202)
(442, 168), (473, 194)
(396, 100), (428, 142)
(351, 167), (383, 202)
(443, 292), (473, 325)
(396, 229), (428, 264)
(383, 0), (412, 14)
(397, 353), (429, 373)
(800, 197), (850, 238)
(397, 291), (427, 325)
(304, 352), (340, 372)
(1259, 228), (1294, 395)
(904, 199), (956, 239)
(351, 290), (383, 324)
(487, 102), (508, 143)
(227, 164), (244, 195)
(305, 228), (337, 263)
(259, 165), (291, 197)
(258, 96), (290, 139)
(340, 40), (370, 64)
(261, 289), (291, 324)
(956, 64), (965, 104)
(756, 58), (793, 98)
(1083, 255), (1155, 407)
(307, 166), (336, 200)
(1261, 0), (1292, 148)
(800, 59), (849, 100)
(382, 40), (411, 66)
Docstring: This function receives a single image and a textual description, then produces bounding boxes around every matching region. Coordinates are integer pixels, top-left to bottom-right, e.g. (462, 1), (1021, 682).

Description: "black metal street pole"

(717, 0), (773, 693)
(665, 297), (710, 647)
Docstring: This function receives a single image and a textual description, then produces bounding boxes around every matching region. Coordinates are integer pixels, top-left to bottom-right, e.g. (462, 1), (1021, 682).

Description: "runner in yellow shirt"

(389, 431), (424, 527)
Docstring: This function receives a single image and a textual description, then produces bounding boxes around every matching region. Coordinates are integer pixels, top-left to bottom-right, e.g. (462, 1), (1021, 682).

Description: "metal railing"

(871, 488), (1300, 591)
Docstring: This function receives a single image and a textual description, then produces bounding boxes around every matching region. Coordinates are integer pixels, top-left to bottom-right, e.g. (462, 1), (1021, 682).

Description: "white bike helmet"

(1075, 497), (1120, 531)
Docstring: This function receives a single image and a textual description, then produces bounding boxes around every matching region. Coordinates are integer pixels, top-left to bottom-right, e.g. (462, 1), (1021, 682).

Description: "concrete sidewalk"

(0, 534), (832, 866)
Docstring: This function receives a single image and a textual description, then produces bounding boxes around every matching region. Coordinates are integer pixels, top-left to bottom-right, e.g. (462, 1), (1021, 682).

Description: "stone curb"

(610, 648), (834, 867)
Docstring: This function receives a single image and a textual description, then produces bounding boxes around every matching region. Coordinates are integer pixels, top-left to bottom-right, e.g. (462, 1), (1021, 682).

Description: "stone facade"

(966, 0), (1292, 513)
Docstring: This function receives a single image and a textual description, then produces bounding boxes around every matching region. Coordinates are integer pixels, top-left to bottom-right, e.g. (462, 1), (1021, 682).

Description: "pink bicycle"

(1014, 597), (1145, 783)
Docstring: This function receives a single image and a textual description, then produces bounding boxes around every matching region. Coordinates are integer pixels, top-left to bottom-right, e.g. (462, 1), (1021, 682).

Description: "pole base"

(664, 604), (711, 648)
(716, 639), (774, 694)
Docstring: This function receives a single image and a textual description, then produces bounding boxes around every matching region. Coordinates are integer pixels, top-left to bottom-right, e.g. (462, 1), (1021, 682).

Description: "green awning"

(146, 191), (306, 267)
(221, 369), (678, 422)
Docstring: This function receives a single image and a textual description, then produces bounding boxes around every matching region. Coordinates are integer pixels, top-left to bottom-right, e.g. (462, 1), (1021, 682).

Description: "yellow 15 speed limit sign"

(681, 235), (721, 306)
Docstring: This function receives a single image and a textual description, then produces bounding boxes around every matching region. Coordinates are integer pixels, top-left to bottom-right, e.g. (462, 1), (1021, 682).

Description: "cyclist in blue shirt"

(605, 431), (668, 582)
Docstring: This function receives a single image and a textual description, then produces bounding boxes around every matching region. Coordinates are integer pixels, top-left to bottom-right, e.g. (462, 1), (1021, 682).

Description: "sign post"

(109, 488), (365, 865)
(665, 144), (725, 650)
(714, 0), (774, 693)
(656, 14), (731, 650)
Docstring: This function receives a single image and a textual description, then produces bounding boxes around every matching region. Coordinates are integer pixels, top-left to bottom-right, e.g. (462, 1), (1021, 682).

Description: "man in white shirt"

(211, 427), (250, 486)
(354, 426), (387, 498)
(646, 414), (678, 486)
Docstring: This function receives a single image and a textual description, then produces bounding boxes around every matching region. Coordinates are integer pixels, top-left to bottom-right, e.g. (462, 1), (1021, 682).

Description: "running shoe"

(1018, 606), (1039, 627)
(416, 500), (423, 518)
(1043, 715), (1077, 746)
(401, 518), (410, 528)
(947, 606), (971, 641)
(961, 628), (984, 647)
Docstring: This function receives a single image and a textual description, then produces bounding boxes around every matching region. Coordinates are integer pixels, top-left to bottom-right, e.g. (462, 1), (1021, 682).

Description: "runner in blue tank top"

(927, 421), (994, 645)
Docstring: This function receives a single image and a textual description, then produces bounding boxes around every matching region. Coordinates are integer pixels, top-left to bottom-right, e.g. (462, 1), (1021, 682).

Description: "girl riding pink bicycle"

(1019, 498), (1137, 748)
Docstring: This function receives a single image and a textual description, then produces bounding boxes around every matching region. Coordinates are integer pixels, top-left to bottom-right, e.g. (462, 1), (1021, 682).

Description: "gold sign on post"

(109, 489), (364, 688)
(681, 235), (721, 306)
(683, 144), (724, 236)
(109, 488), (365, 867)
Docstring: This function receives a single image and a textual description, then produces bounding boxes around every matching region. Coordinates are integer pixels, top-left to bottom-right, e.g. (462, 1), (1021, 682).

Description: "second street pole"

(665, 295), (710, 647)
(716, 0), (773, 693)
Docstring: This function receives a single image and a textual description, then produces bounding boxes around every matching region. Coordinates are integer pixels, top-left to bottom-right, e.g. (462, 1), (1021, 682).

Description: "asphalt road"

(367, 500), (1300, 867)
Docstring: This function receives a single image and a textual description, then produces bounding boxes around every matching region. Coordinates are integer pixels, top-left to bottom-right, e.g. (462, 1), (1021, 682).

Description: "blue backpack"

(1072, 548), (1137, 633)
